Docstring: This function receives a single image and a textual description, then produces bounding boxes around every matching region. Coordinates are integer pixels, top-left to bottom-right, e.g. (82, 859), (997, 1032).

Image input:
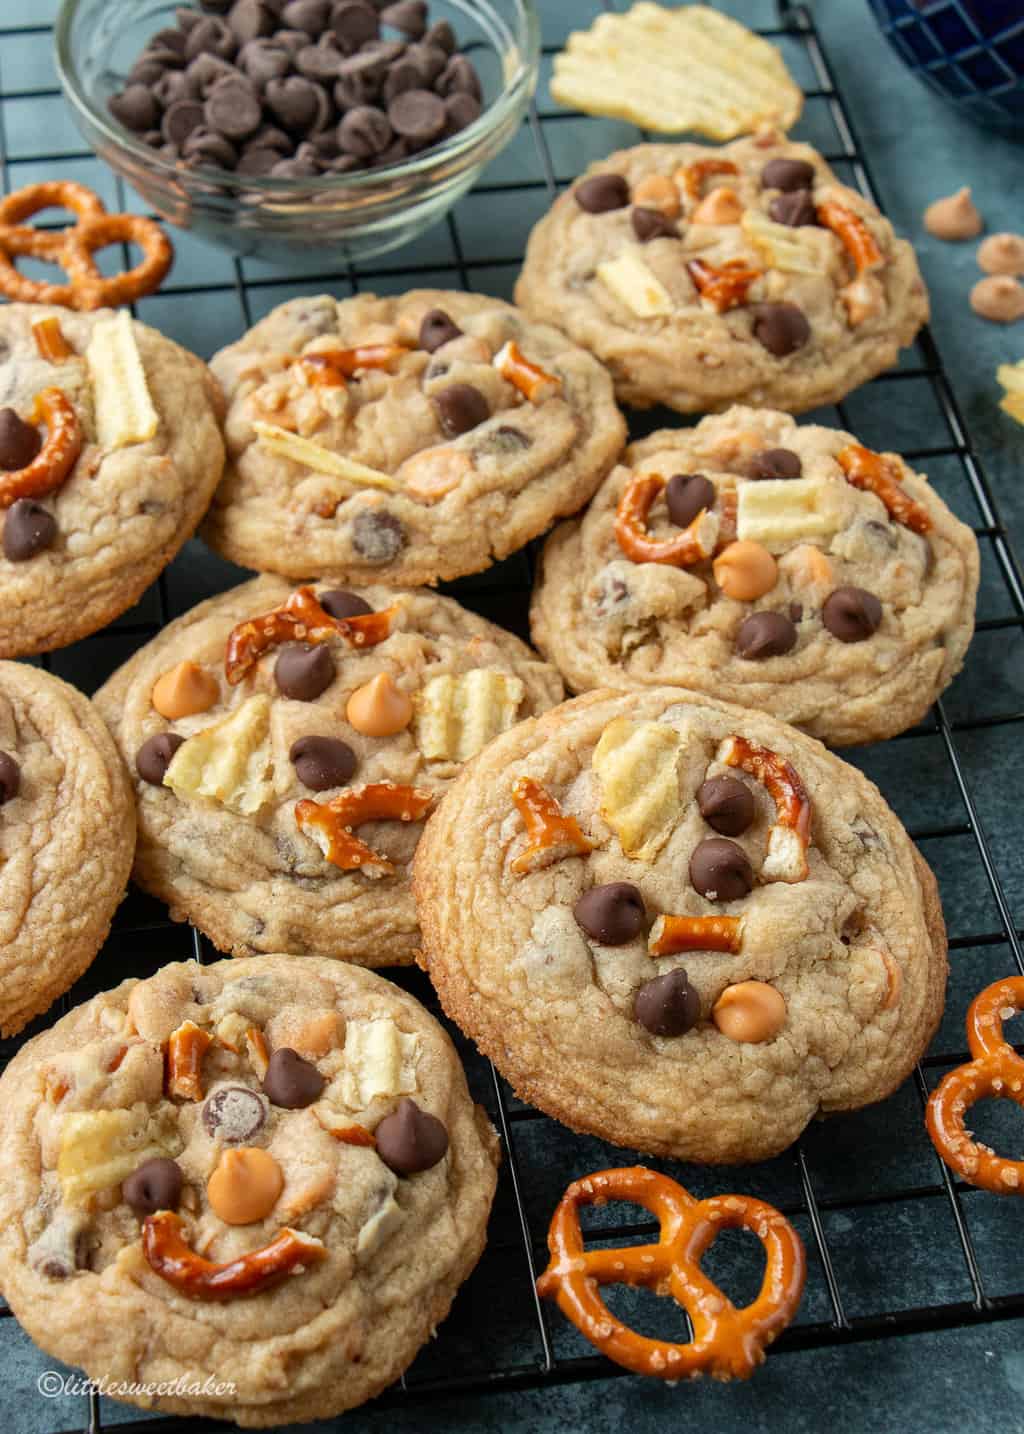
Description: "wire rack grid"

(0, 2), (1022, 1431)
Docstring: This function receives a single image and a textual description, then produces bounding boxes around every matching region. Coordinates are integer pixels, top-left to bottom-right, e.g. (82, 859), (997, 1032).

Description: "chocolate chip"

(296, 40), (344, 79)
(351, 508), (405, 562)
(444, 91), (480, 131)
(271, 150), (320, 177)
(238, 145), (284, 175)
(476, 425), (530, 456)
(339, 103), (392, 156)
(425, 19), (455, 54)
(162, 98), (206, 146)
(122, 1157), (183, 1215)
(634, 968), (700, 1037)
(735, 611), (798, 660)
(151, 25), (187, 53)
(747, 447), (802, 480)
(436, 52), (480, 99)
(770, 189), (817, 228)
(632, 206), (678, 242)
(697, 776), (755, 837)
(202, 1084), (268, 1140)
(319, 588), (373, 619)
(751, 302), (811, 358)
(199, 0), (234, 11)
(184, 15), (238, 61)
(275, 26), (311, 53)
(575, 172), (629, 214)
(382, 57), (422, 103)
(154, 69), (194, 107)
(183, 127), (239, 168)
(822, 586), (883, 643)
(282, 0), (331, 32)
(186, 51), (238, 97)
(380, 0), (427, 38)
(290, 735), (357, 789)
(0, 408), (42, 470)
(665, 473), (715, 529)
(275, 641), (336, 700)
(108, 84), (162, 132)
(763, 157), (815, 193)
(433, 383), (489, 437)
(406, 41), (446, 84)
(262, 1047), (325, 1107)
(0, 751), (20, 804)
(3, 499), (56, 561)
(419, 308), (462, 352)
(238, 36), (292, 83)
(177, 6), (203, 30)
(331, 0), (379, 49)
(789, 601), (803, 624)
(388, 87), (445, 144)
(573, 882), (645, 945)
(689, 837), (753, 902)
(205, 77), (262, 139)
(136, 733), (185, 786)
(228, 0), (276, 41)
(129, 58), (169, 86)
(373, 138), (410, 167)
(375, 1097), (448, 1174)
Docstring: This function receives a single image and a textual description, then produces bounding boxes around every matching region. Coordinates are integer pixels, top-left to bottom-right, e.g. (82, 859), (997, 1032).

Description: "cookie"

(95, 575), (563, 964)
(0, 304), (225, 657)
(414, 688), (948, 1164)
(0, 661), (134, 1036)
(530, 408), (978, 746)
(514, 134), (929, 414)
(200, 290), (626, 584)
(0, 954), (499, 1425)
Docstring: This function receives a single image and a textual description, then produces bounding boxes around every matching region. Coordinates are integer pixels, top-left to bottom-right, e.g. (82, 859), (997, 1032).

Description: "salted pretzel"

(510, 776), (595, 874)
(0, 180), (172, 310)
(816, 199), (883, 277)
(537, 1166), (806, 1379)
(614, 471), (720, 567)
(224, 586), (395, 684)
(686, 257), (762, 313)
(836, 443), (932, 535)
(649, 914), (743, 956)
(718, 735), (811, 883)
(493, 340), (562, 403)
(0, 387), (82, 508)
(678, 157), (739, 203)
(926, 976), (1024, 1195)
(295, 782), (434, 876)
(165, 1021), (214, 1101)
(295, 343), (409, 387)
(143, 1211), (326, 1300)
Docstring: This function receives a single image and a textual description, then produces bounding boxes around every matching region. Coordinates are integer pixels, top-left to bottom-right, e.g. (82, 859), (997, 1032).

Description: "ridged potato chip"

(58, 1104), (180, 1204)
(163, 694), (273, 815)
(997, 359), (1024, 425)
(414, 669), (525, 762)
(335, 1019), (419, 1109)
(741, 209), (828, 275)
(596, 249), (674, 318)
(253, 421), (401, 492)
(592, 717), (683, 861)
(551, 3), (803, 140)
(85, 310), (158, 449)
(737, 478), (839, 545)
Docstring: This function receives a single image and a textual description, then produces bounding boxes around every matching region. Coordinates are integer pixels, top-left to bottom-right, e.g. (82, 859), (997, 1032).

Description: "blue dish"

(866, 0), (1024, 135)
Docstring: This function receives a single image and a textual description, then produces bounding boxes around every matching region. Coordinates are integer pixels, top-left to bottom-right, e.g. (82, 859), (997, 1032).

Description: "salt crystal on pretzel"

(224, 586), (395, 685)
(295, 782), (433, 878)
(86, 311), (159, 449)
(648, 914), (743, 956)
(510, 777), (595, 875)
(717, 735), (811, 882)
(836, 443), (932, 535)
(143, 1211), (326, 1300)
(592, 718), (683, 862)
(253, 421), (401, 492)
(615, 471), (719, 566)
(413, 669), (525, 762)
(596, 249), (673, 318)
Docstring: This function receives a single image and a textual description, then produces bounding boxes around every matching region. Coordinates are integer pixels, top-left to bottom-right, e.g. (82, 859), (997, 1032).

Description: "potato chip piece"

(551, 3), (803, 140)
(596, 249), (673, 318)
(58, 1104), (180, 1204)
(85, 311), (159, 449)
(741, 210), (828, 275)
(253, 421), (401, 492)
(997, 359), (1024, 425)
(592, 718), (683, 861)
(413, 669), (525, 762)
(334, 1019), (419, 1109)
(737, 478), (839, 545)
(163, 694), (273, 815)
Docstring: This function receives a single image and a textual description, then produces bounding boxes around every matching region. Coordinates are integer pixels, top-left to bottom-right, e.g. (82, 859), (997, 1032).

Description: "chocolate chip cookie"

(200, 290), (626, 584)
(0, 661), (134, 1036)
(530, 407), (978, 746)
(414, 688), (947, 1164)
(95, 575), (563, 964)
(0, 954), (499, 1425)
(514, 133), (929, 413)
(0, 304), (225, 657)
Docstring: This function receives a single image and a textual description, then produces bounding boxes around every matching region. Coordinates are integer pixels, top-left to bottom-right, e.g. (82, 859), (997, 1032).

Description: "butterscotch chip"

(151, 660), (220, 719)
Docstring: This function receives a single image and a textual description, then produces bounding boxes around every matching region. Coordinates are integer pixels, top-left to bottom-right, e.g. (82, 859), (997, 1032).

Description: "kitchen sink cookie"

(201, 290), (626, 585)
(95, 575), (563, 965)
(0, 662), (134, 1036)
(0, 955), (499, 1426)
(515, 134), (929, 413)
(414, 688), (947, 1164)
(531, 407), (978, 746)
(0, 304), (224, 657)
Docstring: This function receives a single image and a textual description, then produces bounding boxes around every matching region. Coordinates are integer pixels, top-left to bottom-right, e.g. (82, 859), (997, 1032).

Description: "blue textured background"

(1, 2), (1023, 1431)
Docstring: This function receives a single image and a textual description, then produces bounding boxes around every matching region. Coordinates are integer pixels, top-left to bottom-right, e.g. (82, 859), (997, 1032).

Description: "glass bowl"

(55, 0), (540, 262)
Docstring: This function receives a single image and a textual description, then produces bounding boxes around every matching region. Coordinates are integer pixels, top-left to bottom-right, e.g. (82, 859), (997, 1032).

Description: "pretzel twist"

(0, 387), (82, 508)
(537, 1167), (805, 1379)
(510, 776), (595, 874)
(224, 586), (395, 684)
(0, 181), (172, 310)
(679, 158), (740, 202)
(295, 782), (434, 877)
(142, 1211), (326, 1300)
(836, 443), (932, 535)
(926, 977), (1024, 1195)
(686, 257), (762, 313)
(718, 736), (811, 883)
(614, 472), (719, 567)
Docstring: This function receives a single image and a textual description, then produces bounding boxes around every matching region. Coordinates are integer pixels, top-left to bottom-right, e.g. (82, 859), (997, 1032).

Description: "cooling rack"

(0, 2), (1022, 1431)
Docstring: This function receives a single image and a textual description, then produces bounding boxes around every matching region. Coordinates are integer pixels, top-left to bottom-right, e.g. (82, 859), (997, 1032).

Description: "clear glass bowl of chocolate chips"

(56, 0), (539, 262)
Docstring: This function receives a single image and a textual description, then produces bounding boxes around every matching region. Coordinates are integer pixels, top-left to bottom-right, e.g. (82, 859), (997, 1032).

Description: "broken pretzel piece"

(165, 1021), (214, 1102)
(224, 585), (395, 684)
(0, 388), (82, 508)
(615, 471), (719, 567)
(678, 157), (740, 202)
(836, 443), (932, 535)
(295, 782), (433, 878)
(32, 315), (74, 362)
(294, 343), (408, 387)
(686, 257), (762, 313)
(649, 914), (743, 956)
(817, 199), (885, 327)
(493, 340), (562, 403)
(718, 735), (811, 882)
(511, 776), (595, 875)
(143, 1211), (326, 1300)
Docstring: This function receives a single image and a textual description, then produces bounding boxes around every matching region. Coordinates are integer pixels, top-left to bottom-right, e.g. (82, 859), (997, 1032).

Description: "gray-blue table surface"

(1, 1), (1022, 1432)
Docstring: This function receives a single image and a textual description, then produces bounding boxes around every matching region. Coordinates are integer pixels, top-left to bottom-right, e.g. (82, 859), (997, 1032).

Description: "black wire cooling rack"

(1, 2), (1023, 1431)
